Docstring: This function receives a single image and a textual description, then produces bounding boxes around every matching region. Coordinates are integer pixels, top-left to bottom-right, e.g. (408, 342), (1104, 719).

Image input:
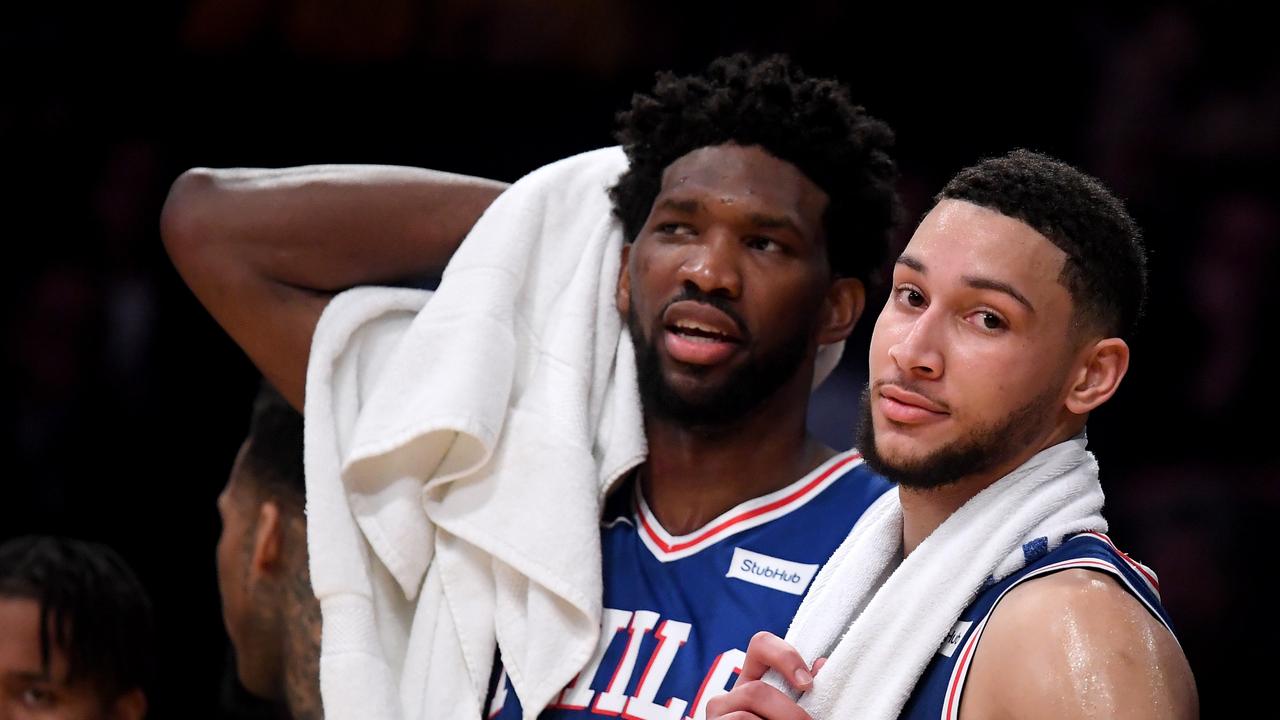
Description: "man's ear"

(248, 500), (283, 583)
(616, 243), (632, 317)
(1065, 337), (1129, 415)
(817, 277), (865, 345)
(108, 687), (147, 720)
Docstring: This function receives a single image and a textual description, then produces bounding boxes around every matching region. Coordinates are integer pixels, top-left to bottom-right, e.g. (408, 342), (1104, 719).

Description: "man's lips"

(661, 301), (744, 366)
(876, 383), (949, 424)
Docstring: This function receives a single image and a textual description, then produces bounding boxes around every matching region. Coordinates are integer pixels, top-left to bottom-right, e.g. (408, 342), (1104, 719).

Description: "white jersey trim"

(634, 450), (864, 563)
(1075, 531), (1161, 597)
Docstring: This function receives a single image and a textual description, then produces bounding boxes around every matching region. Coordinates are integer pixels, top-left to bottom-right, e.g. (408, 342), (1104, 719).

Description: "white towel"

(769, 436), (1107, 719)
(304, 146), (647, 720)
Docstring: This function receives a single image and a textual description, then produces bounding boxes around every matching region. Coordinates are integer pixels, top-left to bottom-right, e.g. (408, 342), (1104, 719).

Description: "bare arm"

(160, 164), (509, 409)
(962, 569), (1198, 719)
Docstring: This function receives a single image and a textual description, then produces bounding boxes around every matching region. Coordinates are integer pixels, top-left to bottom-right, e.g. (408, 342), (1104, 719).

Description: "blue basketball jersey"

(900, 532), (1176, 720)
(488, 449), (891, 720)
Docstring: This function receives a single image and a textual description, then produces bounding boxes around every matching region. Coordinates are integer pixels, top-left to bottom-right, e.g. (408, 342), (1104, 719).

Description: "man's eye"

(22, 686), (57, 708)
(896, 287), (925, 308)
(745, 236), (780, 252)
(970, 311), (1006, 331)
(657, 222), (694, 235)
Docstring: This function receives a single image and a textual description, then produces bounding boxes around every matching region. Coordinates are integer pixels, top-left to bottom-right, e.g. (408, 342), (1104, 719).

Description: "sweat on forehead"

(656, 144), (829, 241)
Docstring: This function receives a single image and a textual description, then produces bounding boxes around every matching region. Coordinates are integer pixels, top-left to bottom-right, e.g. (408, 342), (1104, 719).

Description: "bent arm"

(161, 164), (509, 409)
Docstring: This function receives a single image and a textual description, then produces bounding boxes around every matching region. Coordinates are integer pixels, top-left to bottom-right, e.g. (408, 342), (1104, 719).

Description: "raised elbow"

(160, 167), (220, 264)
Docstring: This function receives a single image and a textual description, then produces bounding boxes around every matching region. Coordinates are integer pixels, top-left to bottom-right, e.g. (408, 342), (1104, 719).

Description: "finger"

(811, 657), (827, 676)
(706, 680), (813, 720)
(705, 712), (764, 720)
(736, 631), (814, 691)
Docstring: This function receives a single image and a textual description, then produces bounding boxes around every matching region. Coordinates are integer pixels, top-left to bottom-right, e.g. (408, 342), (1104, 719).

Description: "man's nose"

(676, 231), (742, 299)
(886, 309), (945, 380)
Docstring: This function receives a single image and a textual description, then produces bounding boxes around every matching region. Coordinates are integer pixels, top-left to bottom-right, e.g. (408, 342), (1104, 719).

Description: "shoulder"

(960, 568), (1198, 720)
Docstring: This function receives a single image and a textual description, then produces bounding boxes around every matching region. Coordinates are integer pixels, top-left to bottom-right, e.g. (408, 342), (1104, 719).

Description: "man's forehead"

(0, 596), (63, 678)
(661, 144), (819, 192)
(906, 200), (1067, 280)
(655, 144), (829, 232)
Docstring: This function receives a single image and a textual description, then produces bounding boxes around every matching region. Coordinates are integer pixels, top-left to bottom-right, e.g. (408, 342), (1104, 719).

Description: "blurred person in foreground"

(0, 536), (151, 720)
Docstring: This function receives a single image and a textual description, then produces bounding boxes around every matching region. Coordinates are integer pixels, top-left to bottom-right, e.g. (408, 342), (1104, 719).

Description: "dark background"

(3, 3), (1275, 717)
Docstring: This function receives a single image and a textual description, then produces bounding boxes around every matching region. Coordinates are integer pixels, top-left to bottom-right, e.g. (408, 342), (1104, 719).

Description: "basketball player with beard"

(163, 55), (901, 717)
(707, 151), (1198, 720)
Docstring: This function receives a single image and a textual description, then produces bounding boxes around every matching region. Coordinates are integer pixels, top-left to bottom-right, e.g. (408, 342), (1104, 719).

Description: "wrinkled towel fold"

(304, 147), (648, 720)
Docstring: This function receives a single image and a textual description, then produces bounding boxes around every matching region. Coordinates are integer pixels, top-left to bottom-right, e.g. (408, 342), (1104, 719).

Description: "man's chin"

(650, 384), (743, 427)
(659, 347), (743, 375)
(864, 448), (926, 480)
(859, 424), (965, 490)
(660, 364), (733, 393)
(633, 312), (810, 430)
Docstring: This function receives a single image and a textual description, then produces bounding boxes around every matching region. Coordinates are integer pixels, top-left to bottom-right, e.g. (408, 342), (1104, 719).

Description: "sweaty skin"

(959, 569), (1197, 719)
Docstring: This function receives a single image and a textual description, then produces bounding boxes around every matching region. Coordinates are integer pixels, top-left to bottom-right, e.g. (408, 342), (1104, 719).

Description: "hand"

(705, 631), (824, 720)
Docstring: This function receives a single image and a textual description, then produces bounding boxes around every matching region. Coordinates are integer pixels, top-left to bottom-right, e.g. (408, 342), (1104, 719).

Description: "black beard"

(855, 382), (1058, 489)
(629, 293), (813, 431)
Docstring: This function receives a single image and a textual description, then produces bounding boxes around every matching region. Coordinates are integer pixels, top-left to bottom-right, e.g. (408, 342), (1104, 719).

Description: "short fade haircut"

(240, 380), (305, 507)
(609, 53), (901, 284)
(937, 149), (1148, 339)
(0, 535), (154, 700)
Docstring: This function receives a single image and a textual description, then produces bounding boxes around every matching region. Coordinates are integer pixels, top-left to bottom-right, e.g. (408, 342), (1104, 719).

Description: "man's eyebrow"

(895, 254), (925, 273)
(655, 198), (703, 214)
(895, 254), (1035, 312)
(747, 212), (802, 234)
(4, 670), (53, 682)
(962, 275), (1035, 312)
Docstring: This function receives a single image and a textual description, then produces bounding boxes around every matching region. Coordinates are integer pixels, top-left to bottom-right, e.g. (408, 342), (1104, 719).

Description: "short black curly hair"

(0, 535), (154, 700)
(937, 149), (1148, 339)
(241, 379), (305, 508)
(609, 53), (901, 284)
